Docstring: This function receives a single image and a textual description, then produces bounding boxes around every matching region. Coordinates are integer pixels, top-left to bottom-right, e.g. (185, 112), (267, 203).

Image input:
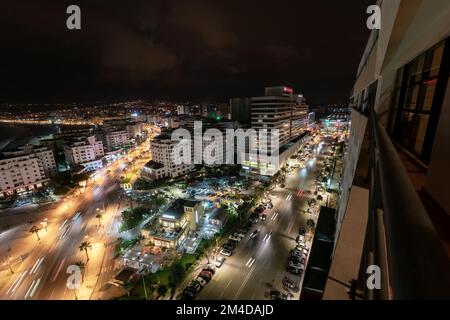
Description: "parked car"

(290, 255), (306, 265)
(290, 250), (307, 260)
(288, 260), (305, 270)
(202, 265), (216, 275)
(183, 286), (198, 296)
(229, 233), (242, 242)
(220, 248), (232, 256)
(226, 240), (238, 249)
(236, 230), (247, 238)
(270, 290), (289, 300)
(195, 277), (207, 288)
(299, 227), (306, 236)
(198, 270), (213, 281)
(260, 213), (267, 221)
(215, 256), (225, 268)
(181, 289), (196, 300)
(187, 281), (202, 293)
(287, 266), (303, 275)
(282, 277), (300, 293)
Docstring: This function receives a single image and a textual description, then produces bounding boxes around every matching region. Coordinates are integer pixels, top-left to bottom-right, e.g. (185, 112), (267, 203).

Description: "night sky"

(0, 0), (373, 104)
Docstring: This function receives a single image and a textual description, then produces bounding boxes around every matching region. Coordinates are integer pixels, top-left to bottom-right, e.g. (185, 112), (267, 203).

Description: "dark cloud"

(0, 0), (374, 103)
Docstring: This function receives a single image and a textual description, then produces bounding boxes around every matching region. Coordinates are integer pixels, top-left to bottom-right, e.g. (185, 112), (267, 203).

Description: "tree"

(157, 284), (168, 299)
(29, 225), (42, 241)
(168, 262), (185, 299)
(79, 241), (92, 262)
(95, 213), (103, 227)
(75, 261), (86, 282)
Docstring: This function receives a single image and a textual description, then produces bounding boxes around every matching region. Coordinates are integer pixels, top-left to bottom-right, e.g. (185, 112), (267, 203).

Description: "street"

(192, 137), (330, 300)
(0, 143), (151, 300)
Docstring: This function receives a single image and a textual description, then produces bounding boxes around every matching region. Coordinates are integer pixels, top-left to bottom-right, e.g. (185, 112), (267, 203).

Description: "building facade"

(323, 0), (450, 300)
(63, 136), (104, 172)
(140, 134), (194, 181)
(105, 130), (130, 150)
(0, 145), (57, 197)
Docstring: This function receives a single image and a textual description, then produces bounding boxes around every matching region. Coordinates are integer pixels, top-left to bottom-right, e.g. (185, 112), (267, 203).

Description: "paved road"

(196, 139), (329, 300)
(0, 142), (151, 300)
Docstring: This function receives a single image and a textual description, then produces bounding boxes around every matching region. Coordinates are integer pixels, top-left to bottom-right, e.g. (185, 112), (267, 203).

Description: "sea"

(0, 123), (61, 151)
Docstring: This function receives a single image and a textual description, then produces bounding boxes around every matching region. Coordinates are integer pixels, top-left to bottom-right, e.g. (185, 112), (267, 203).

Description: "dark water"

(0, 123), (60, 151)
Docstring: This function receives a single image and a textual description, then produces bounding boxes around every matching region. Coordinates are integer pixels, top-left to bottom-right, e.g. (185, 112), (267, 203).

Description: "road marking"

(225, 279), (232, 288)
(7, 270), (26, 295)
(24, 279), (36, 299)
(285, 193), (292, 201)
(58, 219), (68, 231)
(30, 258), (41, 274)
(271, 212), (279, 221)
(234, 266), (256, 299)
(51, 257), (66, 282)
(31, 257), (45, 274)
(29, 277), (41, 298)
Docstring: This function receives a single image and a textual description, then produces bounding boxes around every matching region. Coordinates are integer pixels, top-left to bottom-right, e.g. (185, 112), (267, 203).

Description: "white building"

(64, 136), (104, 172)
(0, 145), (57, 197)
(141, 134), (194, 181)
(105, 130), (130, 150)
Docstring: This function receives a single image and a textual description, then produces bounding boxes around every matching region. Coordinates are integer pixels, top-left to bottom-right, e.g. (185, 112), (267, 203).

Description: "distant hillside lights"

(170, 121), (280, 174)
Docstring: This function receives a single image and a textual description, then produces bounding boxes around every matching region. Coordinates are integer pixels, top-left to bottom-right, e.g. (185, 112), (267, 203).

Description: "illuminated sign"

(283, 87), (293, 94)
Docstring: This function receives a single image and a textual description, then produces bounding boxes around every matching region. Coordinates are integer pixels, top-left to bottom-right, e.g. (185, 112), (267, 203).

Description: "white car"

(229, 234), (242, 242)
(195, 277), (207, 287)
(215, 256), (225, 268)
(220, 248), (232, 256)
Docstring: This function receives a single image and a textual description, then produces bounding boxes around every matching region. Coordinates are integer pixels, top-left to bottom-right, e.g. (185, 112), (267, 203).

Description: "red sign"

(283, 87), (293, 94)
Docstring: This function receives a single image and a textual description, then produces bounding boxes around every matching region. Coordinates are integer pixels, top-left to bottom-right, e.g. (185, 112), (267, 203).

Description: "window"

(388, 38), (449, 163)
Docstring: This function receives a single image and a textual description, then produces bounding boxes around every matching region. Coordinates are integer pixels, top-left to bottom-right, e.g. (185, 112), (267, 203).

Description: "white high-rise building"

(141, 134), (194, 181)
(105, 130), (130, 150)
(64, 136), (104, 171)
(0, 145), (57, 197)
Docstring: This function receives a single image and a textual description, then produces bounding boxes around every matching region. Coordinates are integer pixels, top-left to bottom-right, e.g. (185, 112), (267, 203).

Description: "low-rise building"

(141, 199), (204, 248)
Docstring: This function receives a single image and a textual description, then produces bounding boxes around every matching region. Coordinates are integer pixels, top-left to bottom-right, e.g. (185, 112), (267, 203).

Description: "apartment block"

(0, 145), (56, 197)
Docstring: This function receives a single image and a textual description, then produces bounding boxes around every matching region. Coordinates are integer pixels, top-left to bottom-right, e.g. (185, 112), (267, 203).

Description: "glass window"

(414, 114), (429, 155)
(430, 44), (444, 77)
(415, 55), (425, 81)
(422, 80), (437, 111)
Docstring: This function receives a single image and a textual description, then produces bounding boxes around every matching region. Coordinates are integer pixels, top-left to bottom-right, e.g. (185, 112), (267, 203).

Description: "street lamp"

(3, 256), (14, 274)
(41, 219), (48, 232)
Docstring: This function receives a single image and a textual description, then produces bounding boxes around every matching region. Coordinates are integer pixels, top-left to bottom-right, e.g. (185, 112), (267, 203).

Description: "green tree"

(75, 261), (86, 282)
(157, 284), (168, 299)
(79, 241), (92, 262)
(168, 262), (185, 298)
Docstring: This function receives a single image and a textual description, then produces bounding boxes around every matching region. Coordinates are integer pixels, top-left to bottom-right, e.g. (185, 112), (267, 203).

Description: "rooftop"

(144, 160), (164, 170)
(163, 198), (201, 221)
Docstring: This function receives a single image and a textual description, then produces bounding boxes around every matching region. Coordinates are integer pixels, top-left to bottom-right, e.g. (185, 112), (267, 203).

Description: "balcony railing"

(354, 108), (450, 299)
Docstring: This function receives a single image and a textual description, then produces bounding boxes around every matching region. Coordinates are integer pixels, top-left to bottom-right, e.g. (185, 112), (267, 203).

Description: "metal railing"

(355, 108), (450, 299)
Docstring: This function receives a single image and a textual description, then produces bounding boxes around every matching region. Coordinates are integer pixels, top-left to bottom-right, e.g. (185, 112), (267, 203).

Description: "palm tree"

(75, 261), (86, 282)
(95, 213), (103, 227)
(29, 225), (41, 241)
(79, 241), (92, 261)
